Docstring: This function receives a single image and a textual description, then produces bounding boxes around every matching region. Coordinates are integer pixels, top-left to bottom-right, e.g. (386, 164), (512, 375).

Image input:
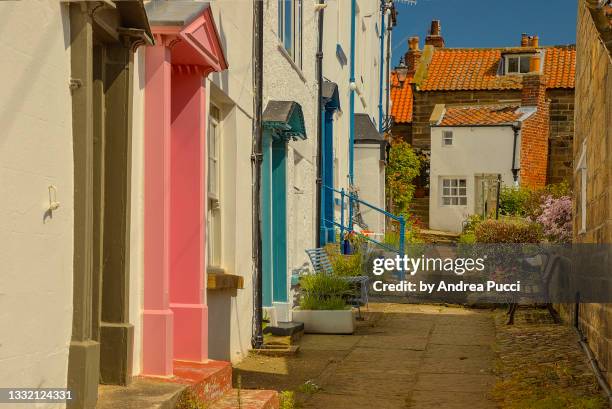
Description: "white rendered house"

(428, 104), (538, 233)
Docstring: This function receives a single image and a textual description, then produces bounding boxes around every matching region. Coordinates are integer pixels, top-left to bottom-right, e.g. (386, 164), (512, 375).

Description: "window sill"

(276, 44), (307, 83)
(207, 269), (244, 290)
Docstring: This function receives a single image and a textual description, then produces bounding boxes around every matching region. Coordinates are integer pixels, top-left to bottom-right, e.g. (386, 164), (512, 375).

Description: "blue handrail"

(321, 185), (405, 258)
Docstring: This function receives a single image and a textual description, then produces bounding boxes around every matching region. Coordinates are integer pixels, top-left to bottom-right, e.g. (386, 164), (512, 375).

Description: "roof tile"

(419, 46), (575, 91)
(438, 105), (522, 126)
(390, 71), (413, 124)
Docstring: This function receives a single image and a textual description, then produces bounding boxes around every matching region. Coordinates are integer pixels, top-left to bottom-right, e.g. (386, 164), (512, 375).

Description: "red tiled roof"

(438, 105), (522, 126)
(419, 46), (575, 91)
(390, 71), (413, 123)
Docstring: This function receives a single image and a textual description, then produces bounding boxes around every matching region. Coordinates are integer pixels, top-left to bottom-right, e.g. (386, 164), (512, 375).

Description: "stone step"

(209, 389), (279, 409)
(97, 360), (233, 409)
(171, 360), (233, 403)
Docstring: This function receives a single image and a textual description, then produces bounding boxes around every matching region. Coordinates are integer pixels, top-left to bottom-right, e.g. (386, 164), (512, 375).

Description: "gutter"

(384, 7), (393, 131)
(315, 0), (325, 246)
(574, 301), (612, 407)
(511, 123), (521, 184)
(348, 0), (356, 186)
(377, 0), (386, 132)
(251, 0), (264, 349)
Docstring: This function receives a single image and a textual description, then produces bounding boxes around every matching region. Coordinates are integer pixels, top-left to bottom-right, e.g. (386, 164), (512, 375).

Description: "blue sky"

(391, 0), (577, 66)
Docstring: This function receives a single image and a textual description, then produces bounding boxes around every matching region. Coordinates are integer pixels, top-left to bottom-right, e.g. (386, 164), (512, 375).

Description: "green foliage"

(474, 218), (542, 243)
(386, 140), (421, 214)
(298, 380), (321, 395)
(499, 182), (572, 219)
(328, 252), (363, 277)
(279, 391), (297, 409)
(499, 186), (533, 217)
(458, 215), (483, 244)
(299, 273), (351, 310)
(299, 294), (347, 310)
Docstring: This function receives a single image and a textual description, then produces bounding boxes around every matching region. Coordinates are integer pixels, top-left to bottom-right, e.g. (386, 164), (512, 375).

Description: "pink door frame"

(143, 9), (228, 377)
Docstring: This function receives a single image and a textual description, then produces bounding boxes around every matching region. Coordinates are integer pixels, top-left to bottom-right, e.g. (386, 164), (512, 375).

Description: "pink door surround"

(143, 7), (228, 377)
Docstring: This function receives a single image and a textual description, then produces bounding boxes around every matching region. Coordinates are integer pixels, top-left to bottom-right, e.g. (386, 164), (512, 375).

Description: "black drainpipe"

(315, 0), (324, 246)
(384, 7), (392, 130)
(251, 0), (264, 349)
(511, 123), (521, 183)
(573, 298), (612, 406)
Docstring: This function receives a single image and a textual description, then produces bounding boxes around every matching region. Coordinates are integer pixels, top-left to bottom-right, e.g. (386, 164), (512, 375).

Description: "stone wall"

(548, 89), (575, 183)
(570, 0), (612, 386)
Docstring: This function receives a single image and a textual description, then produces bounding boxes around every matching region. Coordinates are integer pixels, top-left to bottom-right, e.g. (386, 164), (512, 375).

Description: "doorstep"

(97, 360), (279, 409)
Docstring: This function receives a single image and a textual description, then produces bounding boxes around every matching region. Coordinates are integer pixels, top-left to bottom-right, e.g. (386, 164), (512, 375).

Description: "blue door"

(261, 130), (288, 306)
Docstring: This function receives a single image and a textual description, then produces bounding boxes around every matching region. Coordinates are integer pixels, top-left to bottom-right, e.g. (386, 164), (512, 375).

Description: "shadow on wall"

(207, 289), (236, 361)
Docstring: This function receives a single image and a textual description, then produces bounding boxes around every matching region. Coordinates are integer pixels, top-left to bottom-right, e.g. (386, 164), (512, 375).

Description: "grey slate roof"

(354, 114), (384, 143)
(263, 101), (296, 124)
(145, 0), (210, 27)
(263, 101), (307, 140)
(322, 80), (340, 110)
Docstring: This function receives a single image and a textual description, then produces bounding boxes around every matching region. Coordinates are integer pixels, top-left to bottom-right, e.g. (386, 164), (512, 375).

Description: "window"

(505, 54), (532, 74)
(577, 142), (587, 233)
(441, 178), (467, 206)
(442, 130), (453, 146)
(278, 0), (303, 68)
(207, 104), (222, 267)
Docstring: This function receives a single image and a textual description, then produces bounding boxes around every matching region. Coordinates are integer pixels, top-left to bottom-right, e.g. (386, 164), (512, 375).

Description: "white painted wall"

(205, 0), (255, 363)
(129, 48), (146, 375)
(354, 145), (385, 234)
(263, 0), (318, 317)
(0, 0), (73, 403)
(323, 0), (388, 229)
(429, 126), (517, 233)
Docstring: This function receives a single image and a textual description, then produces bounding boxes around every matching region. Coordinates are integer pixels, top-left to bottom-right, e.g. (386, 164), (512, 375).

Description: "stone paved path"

(301, 303), (496, 409)
(235, 303), (496, 408)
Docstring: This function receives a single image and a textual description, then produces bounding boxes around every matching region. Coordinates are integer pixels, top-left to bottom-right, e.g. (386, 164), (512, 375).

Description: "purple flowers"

(535, 195), (572, 243)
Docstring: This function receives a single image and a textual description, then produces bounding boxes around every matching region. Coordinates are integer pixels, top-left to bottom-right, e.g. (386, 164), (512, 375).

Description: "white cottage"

(428, 67), (550, 234)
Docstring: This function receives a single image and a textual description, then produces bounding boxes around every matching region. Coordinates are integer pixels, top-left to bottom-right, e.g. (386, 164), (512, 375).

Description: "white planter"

(292, 309), (355, 334)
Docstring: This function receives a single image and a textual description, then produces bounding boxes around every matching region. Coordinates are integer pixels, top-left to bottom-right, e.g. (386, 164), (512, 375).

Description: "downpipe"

(573, 299), (612, 407)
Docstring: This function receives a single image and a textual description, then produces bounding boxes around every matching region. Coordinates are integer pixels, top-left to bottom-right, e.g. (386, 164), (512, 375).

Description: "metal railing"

(322, 185), (405, 258)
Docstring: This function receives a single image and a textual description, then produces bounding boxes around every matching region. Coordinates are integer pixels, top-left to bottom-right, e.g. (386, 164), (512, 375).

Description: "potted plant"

(292, 273), (355, 334)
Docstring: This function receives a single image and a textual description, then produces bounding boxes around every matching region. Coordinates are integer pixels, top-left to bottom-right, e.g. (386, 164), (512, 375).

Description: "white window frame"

(440, 177), (467, 207)
(442, 130), (453, 146)
(278, 0), (303, 69)
(207, 104), (222, 268)
(577, 141), (587, 234)
(504, 54), (532, 75)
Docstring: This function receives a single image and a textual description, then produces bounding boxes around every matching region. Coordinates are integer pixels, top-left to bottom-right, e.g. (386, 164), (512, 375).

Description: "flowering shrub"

(474, 218), (542, 243)
(536, 195), (572, 243)
(499, 181), (571, 220)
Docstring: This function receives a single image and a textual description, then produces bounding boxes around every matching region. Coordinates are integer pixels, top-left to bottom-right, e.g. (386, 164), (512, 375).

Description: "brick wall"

(568, 0), (612, 386)
(520, 74), (550, 187)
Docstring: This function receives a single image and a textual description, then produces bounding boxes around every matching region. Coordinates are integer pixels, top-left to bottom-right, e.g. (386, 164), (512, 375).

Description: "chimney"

(529, 35), (539, 48)
(430, 20), (441, 36)
(521, 33), (529, 47)
(425, 20), (445, 48)
(529, 53), (541, 73)
(519, 68), (549, 188)
(404, 36), (422, 73)
(521, 73), (546, 107)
